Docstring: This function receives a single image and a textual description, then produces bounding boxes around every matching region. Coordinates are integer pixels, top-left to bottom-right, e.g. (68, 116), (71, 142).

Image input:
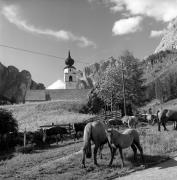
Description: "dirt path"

(21, 149), (83, 177)
(117, 156), (177, 180)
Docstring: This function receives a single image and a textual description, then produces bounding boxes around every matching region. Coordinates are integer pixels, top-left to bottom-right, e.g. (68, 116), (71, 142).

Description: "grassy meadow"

(0, 100), (93, 132)
(1, 124), (177, 180)
(1, 99), (177, 179)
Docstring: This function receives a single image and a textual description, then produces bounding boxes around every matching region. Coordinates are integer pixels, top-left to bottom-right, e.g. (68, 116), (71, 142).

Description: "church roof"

(64, 65), (76, 69)
(65, 51), (75, 66)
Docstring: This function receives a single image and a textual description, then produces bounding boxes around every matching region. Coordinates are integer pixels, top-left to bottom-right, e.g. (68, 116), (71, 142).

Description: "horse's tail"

(83, 123), (92, 158)
(132, 129), (140, 144)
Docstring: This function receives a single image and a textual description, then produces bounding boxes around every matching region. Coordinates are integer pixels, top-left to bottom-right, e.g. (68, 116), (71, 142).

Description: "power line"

(0, 43), (90, 64)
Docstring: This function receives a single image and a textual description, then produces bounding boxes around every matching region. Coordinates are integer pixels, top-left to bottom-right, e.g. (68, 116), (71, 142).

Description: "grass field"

(1, 99), (177, 179)
(1, 124), (177, 180)
(0, 100), (93, 132)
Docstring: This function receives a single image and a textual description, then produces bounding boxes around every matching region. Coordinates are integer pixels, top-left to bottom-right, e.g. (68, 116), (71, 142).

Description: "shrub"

(0, 108), (18, 136)
(0, 108), (18, 151)
(78, 104), (89, 114)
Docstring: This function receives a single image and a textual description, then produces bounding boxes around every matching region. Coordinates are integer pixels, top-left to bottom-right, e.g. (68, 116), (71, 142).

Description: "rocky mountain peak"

(155, 17), (177, 53)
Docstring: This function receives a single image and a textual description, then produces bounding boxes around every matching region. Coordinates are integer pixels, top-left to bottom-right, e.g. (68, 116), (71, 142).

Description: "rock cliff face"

(0, 62), (45, 103)
(155, 18), (177, 53)
(79, 57), (117, 88)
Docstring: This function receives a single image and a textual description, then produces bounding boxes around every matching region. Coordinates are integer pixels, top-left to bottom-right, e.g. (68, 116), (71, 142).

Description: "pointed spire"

(65, 50), (74, 66)
(68, 50), (71, 58)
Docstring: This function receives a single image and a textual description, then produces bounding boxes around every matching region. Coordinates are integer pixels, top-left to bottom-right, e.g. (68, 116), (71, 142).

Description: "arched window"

(69, 76), (72, 82)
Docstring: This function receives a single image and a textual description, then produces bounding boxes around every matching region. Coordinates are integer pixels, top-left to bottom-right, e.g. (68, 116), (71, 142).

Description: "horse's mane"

(83, 123), (92, 144)
(110, 128), (121, 138)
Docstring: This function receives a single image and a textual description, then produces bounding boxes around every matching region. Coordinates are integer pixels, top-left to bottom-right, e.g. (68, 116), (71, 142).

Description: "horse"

(108, 118), (123, 126)
(121, 116), (138, 129)
(43, 126), (68, 144)
(82, 121), (112, 168)
(73, 122), (87, 140)
(108, 128), (144, 168)
(146, 114), (158, 125)
(157, 109), (177, 131)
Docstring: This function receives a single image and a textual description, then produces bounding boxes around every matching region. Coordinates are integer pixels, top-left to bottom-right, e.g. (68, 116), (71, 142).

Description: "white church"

(25, 51), (90, 102)
(64, 51), (77, 89)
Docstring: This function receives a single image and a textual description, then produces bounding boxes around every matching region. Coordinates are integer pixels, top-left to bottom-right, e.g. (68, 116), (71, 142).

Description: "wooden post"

(42, 129), (46, 143)
(24, 128), (26, 147)
(69, 124), (71, 135)
(111, 93), (113, 112)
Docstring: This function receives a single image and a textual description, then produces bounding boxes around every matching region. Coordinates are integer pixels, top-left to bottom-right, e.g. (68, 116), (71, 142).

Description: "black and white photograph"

(1, 0), (177, 179)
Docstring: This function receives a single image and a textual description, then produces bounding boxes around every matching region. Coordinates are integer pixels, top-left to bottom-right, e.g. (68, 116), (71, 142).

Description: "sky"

(0, 0), (177, 88)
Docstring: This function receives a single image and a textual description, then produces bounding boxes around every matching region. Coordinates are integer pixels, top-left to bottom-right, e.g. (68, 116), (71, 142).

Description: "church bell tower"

(64, 51), (77, 89)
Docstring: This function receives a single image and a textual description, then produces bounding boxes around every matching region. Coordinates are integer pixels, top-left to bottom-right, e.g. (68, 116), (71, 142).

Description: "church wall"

(64, 67), (77, 89)
(25, 89), (91, 102)
(64, 81), (77, 89)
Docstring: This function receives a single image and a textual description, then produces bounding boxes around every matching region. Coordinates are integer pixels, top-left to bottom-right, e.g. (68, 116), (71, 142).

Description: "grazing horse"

(43, 126), (68, 144)
(107, 118), (123, 127)
(146, 114), (158, 125)
(108, 128), (144, 168)
(73, 122), (87, 140)
(82, 121), (112, 168)
(157, 109), (177, 131)
(121, 116), (138, 128)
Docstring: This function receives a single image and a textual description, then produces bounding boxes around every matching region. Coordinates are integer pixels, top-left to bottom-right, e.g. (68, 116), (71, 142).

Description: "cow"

(43, 126), (68, 144)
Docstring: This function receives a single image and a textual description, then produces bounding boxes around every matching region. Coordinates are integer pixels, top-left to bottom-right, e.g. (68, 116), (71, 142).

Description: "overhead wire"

(0, 43), (91, 64)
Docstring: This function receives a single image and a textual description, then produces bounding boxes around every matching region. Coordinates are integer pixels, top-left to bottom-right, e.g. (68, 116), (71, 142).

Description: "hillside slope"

(142, 50), (177, 102)
(1, 100), (92, 132)
(80, 48), (177, 103)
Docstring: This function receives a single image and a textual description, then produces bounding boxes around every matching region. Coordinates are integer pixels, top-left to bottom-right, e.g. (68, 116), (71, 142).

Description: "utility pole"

(155, 79), (158, 99)
(24, 128), (26, 148)
(121, 59), (127, 116)
(153, 72), (158, 100)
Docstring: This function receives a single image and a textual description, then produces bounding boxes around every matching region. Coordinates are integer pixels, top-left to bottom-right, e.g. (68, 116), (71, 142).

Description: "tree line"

(80, 50), (146, 114)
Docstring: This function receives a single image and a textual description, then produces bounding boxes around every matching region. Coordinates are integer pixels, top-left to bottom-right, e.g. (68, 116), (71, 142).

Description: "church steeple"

(64, 51), (77, 89)
(65, 50), (74, 67)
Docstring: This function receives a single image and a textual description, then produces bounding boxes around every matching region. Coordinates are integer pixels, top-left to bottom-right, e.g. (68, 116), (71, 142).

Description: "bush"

(0, 108), (18, 135)
(86, 90), (104, 114)
(79, 104), (89, 114)
(0, 108), (18, 151)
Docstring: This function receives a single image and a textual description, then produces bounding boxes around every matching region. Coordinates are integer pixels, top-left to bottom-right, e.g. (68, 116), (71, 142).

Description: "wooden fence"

(85, 110), (122, 122)
(22, 110), (123, 147)
(39, 110), (122, 131)
(39, 123), (74, 136)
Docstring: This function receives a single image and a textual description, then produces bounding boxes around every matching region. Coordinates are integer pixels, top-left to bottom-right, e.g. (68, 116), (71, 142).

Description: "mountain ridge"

(155, 17), (177, 53)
